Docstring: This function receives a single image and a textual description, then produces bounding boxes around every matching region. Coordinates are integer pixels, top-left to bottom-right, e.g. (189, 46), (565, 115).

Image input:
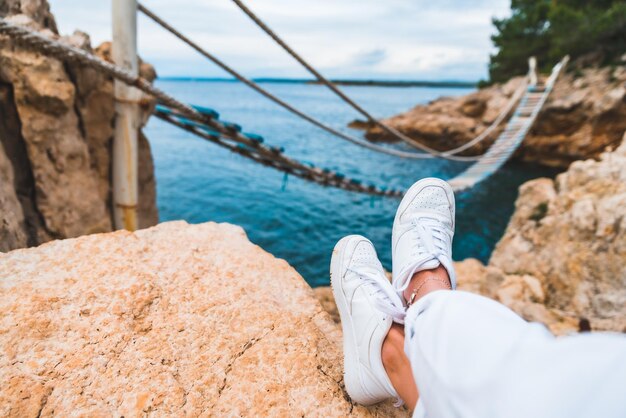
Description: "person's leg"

(385, 178), (626, 418)
(330, 235), (407, 406)
(381, 265), (451, 410)
(403, 289), (626, 418)
(382, 177), (458, 412)
(381, 324), (418, 409)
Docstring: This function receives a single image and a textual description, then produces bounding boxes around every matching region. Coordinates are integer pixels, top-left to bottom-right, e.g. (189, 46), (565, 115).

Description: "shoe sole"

(330, 235), (381, 405)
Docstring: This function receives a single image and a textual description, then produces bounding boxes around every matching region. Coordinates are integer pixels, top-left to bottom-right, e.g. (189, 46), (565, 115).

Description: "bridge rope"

(0, 17), (566, 197)
(0, 18), (404, 197)
(448, 56), (568, 191)
(228, 0), (510, 157)
(440, 79), (527, 156)
(138, 3), (492, 162)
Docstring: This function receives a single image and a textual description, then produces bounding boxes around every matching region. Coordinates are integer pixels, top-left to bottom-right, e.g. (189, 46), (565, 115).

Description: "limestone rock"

(360, 66), (626, 168)
(0, 81), (50, 246)
(455, 258), (505, 297)
(0, 221), (408, 417)
(362, 77), (524, 152)
(137, 131), (159, 229)
(314, 286), (340, 324)
(0, 136), (27, 250)
(0, 28), (112, 238)
(490, 133), (626, 332)
(0, 3), (158, 252)
(0, 0), (57, 32)
(63, 31), (116, 203)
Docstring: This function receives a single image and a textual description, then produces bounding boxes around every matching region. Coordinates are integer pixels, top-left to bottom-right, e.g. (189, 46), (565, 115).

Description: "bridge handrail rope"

(440, 79), (527, 156)
(0, 18), (404, 197)
(153, 107), (404, 196)
(228, 0), (524, 158)
(448, 56), (569, 191)
(0, 17), (567, 197)
(544, 57), (568, 89)
(138, 3), (506, 162)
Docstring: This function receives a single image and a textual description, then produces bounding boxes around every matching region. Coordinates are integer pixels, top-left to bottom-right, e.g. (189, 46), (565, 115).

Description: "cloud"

(350, 48), (387, 67)
(49, 0), (510, 80)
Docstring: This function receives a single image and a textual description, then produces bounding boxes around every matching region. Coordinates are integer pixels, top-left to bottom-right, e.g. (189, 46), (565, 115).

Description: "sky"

(50, 0), (511, 81)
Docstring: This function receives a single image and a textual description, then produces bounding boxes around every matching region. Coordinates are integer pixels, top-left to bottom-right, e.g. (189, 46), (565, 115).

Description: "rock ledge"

(0, 221), (406, 417)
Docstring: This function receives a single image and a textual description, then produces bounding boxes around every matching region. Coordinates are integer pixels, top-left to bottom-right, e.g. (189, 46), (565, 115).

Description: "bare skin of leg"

(381, 265), (451, 411)
(382, 323), (419, 408)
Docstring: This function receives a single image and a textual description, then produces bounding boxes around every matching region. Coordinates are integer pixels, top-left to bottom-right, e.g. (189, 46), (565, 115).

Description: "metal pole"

(528, 56), (538, 87)
(112, 0), (139, 230)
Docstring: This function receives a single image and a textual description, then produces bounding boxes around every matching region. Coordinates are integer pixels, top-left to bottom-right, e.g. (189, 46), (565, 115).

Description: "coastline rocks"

(0, 23), (112, 239)
(362, 76), (524, 152)
(0, 221), (408, 417)
(0, 135), (28, 249)
(0, 3), (158, 252)
(489, 133), (626, 333)
(0, 0), (57, 32)
(454, 259), (579, 335)
(313, 286), (340, 324)
(360, 65), (626, 168)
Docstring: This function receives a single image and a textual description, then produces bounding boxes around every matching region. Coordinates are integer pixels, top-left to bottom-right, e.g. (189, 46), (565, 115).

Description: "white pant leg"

(404, 290), (626, 418)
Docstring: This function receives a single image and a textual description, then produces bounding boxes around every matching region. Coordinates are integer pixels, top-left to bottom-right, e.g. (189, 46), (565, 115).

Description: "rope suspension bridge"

(0, 2), (568, 205)
(449, 58), (567, 191)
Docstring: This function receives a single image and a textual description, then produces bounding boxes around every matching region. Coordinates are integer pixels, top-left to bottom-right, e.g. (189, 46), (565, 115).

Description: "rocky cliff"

(0, 221), (408, 417)
(359, 61), (626, 169)
(0, 0), (158, 253)
(481, 131), (626, 333)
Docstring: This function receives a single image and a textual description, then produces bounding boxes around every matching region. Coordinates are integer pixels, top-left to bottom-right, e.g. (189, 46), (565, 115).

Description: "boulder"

(0, 0), (57, 32)
(489, 132), (626, 333)
(454, 260), (580, 335)
(0, 131), (28, 250)
(313, 286), (340, 324)
(362, 77), (523, 152)
(0, 23), (112, 238)
(0, 221), (408, 417)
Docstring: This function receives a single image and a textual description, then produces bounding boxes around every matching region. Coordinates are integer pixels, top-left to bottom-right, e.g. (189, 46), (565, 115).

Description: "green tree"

(549, 0), (626, 64)
(487, 0), (626, 83)
(488, 0), (552, 83)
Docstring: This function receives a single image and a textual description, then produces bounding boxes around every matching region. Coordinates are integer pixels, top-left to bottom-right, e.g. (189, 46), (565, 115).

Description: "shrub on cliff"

(488, 0), (626, 83)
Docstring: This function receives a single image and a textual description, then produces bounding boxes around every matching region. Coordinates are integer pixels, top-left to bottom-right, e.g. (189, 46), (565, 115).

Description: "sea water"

(144, 80), (557, 287)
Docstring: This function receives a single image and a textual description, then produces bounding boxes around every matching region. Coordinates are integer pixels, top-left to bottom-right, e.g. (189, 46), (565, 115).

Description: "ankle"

(381, 324), (405, 374)
(403, 265), (451, 305)
(382, 323), (419, 410)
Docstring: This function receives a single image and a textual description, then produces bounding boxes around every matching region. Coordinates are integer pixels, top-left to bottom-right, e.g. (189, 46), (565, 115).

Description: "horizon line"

(156, 76), (477, 88)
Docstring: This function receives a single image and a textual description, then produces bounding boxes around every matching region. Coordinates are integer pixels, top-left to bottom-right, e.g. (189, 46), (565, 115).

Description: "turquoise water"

(144, 80), (557, 287)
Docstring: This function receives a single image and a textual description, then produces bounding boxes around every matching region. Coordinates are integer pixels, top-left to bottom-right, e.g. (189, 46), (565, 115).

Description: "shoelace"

(395, 213), (452, 294)
(347, 263), (406, 324)
(410, 215), (450, 257)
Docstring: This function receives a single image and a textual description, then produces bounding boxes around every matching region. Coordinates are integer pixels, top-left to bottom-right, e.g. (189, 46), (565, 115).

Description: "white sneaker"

(330, 235), (405, 406)
(392, 178), (457, 299)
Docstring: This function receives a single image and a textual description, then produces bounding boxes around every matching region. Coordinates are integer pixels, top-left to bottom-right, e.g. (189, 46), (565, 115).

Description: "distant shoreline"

(158, 77), (477, 89)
